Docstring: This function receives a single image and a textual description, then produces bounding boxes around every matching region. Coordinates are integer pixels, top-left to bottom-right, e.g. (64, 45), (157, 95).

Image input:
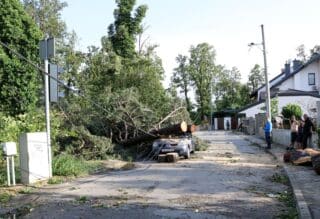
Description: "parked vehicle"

(152, 135), (195, 159)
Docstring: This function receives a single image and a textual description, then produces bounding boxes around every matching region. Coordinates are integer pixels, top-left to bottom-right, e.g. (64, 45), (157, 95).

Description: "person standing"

(264, 118), (272, 149)
(296, 120), (304, 149)
(302, 114), (314, 149)
(290, 116), (298, 148)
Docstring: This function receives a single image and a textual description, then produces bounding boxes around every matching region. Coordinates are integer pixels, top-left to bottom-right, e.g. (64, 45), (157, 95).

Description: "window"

(308, 73), (315, 85)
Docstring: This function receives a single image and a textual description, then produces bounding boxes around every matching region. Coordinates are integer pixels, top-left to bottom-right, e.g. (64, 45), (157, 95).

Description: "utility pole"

(249, 25), (271, 119)
(40, 38), (55, 178)
(261, 24), (271, 119)
(210, 79), (213, 131)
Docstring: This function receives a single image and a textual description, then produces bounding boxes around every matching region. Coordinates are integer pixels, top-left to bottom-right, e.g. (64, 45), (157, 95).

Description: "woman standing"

(290, 116), (298, 148)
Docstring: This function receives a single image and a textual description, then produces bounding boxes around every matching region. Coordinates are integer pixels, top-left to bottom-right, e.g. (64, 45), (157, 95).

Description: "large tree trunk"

(120, 122), (189, 146)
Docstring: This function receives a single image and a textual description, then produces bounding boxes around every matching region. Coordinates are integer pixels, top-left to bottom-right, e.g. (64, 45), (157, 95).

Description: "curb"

(242, 135), (312, 219)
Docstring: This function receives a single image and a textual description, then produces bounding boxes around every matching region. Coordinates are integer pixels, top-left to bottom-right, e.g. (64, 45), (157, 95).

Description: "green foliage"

(0, 191), (12, 203)
(188, 43), (216, 119)
(23, 0), (68, 38)
(281, 104), (303, 119)
(261, 98), (279, 119)
(247, 64), (265, 92)
(108, 0), (148, 58)
(52, 154), (94, 176)
(171, 54), (192, 112)
(215, 66), (250, 110)
(56, 125), (114, 160)
(0, 0), (42, 116)
(193, 136), (209, 151)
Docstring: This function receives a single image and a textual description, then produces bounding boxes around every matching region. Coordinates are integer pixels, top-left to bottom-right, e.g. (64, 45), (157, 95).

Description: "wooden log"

(120, 122), (188, 146)
(304, 148), (320, 157)
(312, 155), (320, 175)
(166, 153), (179, 163)
(157, 121), (188, 136)
(292, 156), (312, 166)
(187, 124), (196, 133)
(157, 154), (167, 163)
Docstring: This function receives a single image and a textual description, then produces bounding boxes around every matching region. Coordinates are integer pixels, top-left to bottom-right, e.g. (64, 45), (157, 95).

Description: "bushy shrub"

(52, 154), (88, 176)
(56, 125), (114, 160)
(281, 104), (303, 119)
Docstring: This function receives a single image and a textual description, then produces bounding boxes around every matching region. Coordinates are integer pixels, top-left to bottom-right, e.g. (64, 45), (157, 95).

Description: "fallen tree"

(120, 121), (193, 146)
(284, 148), (320, 174)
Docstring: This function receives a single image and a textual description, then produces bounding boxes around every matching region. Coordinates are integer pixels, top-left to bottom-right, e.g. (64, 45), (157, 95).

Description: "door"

(231, 117), (238, 130)
(218, 118), (224, 130)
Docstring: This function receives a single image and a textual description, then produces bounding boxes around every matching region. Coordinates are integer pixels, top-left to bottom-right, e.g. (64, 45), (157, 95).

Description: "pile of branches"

(57, 88), (192, 159)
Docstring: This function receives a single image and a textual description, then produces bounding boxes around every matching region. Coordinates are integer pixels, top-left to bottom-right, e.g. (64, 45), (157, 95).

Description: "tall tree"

(108, 0), (148, 58)
(171, 54), (192, 112)
(188, 43), (216, 120)
(310, 45), (320, 57)
(296, 44), (308, 63)
(247, 64), (265, 92)
(22, 0), (67, 38)
(0, 0), (42, 115)
(215, 66), (249, 110)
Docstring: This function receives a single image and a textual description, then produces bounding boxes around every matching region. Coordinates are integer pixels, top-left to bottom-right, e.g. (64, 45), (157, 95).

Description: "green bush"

(281, 104), (302, 119)
(52, 154), (88, 176)
(56, 125), (114, 160)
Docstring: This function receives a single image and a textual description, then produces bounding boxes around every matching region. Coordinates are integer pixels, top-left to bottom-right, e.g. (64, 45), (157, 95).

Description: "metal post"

(6, 157), (10, 186)
(210, 79), (213, 131)
(11, 156), (15, 186)
(44, 58), (52, 178)
(261, 24), (271, 119)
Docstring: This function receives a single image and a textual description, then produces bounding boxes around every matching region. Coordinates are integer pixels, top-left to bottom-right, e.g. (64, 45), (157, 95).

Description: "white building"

(239, 54), (320, 118)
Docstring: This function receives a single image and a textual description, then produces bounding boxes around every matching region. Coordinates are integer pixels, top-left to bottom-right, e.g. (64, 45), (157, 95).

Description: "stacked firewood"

(284, 148), (320, 174)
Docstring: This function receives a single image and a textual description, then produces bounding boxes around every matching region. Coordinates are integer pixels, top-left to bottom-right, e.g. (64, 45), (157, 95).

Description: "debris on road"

(284, 148), (320, 174)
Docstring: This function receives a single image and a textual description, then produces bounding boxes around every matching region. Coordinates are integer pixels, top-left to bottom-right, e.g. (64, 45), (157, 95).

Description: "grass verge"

(52, 154), (104, 177)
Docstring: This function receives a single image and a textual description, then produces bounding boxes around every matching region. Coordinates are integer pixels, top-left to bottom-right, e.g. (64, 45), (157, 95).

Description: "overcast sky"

(62, 0), (320, 87)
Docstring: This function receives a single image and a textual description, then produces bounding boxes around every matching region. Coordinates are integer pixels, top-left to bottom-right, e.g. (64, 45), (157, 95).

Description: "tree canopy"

(247, 64), (265, 93)
(0, 0), (42, 116)
(108, 0), (148, 58)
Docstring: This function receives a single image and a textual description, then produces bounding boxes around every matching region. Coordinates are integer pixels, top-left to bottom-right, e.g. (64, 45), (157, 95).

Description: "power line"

(0, 40), (156, 138)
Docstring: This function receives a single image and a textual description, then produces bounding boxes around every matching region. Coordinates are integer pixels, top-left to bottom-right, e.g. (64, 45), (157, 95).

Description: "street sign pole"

(40, 38), (55, 178)
(44, 58), (52, 177)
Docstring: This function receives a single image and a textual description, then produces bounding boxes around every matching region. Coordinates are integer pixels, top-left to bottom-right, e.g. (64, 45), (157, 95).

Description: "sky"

(62, 0), (320, 87)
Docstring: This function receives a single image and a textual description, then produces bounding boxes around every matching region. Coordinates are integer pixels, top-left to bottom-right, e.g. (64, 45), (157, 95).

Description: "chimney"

(292, 59), (303, 72)
(284, 62), (291, 76)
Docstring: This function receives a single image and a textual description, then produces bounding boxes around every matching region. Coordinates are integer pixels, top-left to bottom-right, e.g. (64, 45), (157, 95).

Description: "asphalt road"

(2, 131), (292, 219)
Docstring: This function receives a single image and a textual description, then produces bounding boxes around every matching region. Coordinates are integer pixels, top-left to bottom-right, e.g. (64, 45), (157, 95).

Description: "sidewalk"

(241, 134), (320, 219)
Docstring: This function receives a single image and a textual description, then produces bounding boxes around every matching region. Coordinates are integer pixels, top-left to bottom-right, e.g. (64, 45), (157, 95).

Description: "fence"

(258, 127), (318, 148)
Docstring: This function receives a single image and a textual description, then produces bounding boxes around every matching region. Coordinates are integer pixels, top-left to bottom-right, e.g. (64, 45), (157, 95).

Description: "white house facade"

(239, 94), (319, 118)
(239, 54), (320, 118)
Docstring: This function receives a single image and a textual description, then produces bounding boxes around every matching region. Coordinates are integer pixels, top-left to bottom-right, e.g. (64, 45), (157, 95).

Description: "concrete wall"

(258, 127), (318, 148)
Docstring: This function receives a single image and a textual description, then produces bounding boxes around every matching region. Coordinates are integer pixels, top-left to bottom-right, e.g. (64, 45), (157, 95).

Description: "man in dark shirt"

(302, 114), (314, 149)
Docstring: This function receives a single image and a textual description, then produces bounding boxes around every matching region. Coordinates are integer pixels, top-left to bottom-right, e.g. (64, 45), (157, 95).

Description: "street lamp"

(249, 24), (271, 119)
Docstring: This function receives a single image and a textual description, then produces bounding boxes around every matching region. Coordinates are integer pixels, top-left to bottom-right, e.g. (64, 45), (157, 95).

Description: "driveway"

(1, 131), (292, 218)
